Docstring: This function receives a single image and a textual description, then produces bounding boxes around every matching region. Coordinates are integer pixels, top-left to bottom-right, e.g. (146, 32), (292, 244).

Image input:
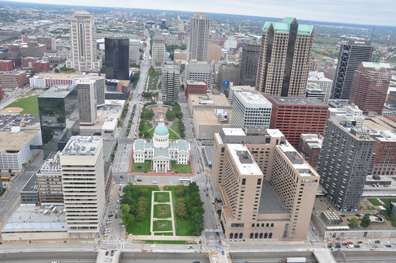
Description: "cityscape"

(0, 1), (395, 263)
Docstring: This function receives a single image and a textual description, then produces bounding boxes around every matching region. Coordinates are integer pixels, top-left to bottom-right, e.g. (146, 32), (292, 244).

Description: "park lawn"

(153, 220), (173, 231)
(381, 199), (396, 206)
(154, 232), (173, 236)
(5, 95), (39, 115)
(144, 240), (193, 244)
(154, 205), (172, 218)
(170, 121), (181, 136)
(164, 186), (193, 236)
(154, 192), (170, 202)
(140, 120), (152, 134)
(368, 199), (382, 206)
(171, 161), (191, 174)
(126, 185), (159, 235)
(131, 160), (151, 173)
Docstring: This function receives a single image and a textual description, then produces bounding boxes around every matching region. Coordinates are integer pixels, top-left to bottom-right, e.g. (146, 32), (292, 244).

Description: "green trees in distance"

(141, 108), (154, 119)
(165, 44), (186, 53)
(119, 204), (135, 228)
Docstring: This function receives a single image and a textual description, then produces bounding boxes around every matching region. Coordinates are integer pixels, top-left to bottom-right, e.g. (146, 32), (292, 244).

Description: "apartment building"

(212, 128), (319, 241)
(0, 71), (28, 88)
(60, 136), (105, 238)
(317, 116), (375, 211)
(373, 131), (396, 176)
(76, 77), (105, 125)
(208, 43), (222, 61)
(161, 66), (180, 102)
(256, 17), (314, 98)
(184, 61), (212, 88)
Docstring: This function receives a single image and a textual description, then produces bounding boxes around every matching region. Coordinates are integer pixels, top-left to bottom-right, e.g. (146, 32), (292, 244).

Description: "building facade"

(189, 12), (209, 61)
(152, 35), (165, 68)
(76, 77), (102, 125)
(256, 17), (314, 98)
(0, 71), (28, 88)
(184, 61), (212, 89)
(269, 97), (328, 147)
(317, 116), (375, 211)
(307, 71), (332, 104)
(231, 91), (272, 129)
(36, 152), (63, 203)
(105, 38), (129, 80)
(185, 80), (207, 99)
(331, 40), (373, 100)
(373, 131), (396, 176)
(129, 39), (141, 65)
(239, 43), (260, 87)
(349, 62), (391, 115)
(208, 43), (222, 61)
(0, 60), (14, 71)
(161, 67), (180, 102)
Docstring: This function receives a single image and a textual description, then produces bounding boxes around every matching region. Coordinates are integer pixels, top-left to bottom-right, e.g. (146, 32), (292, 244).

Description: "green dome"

(154, 125), (169, 135)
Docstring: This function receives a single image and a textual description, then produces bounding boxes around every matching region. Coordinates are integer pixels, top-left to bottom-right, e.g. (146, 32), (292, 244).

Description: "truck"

(279, 258), (306, 263)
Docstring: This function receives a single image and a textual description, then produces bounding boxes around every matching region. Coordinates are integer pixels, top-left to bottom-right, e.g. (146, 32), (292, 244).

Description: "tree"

(349, 217), (359, 228)
(136, 211), (146, 221)
(119, 212), (135, 228)
(176, 202), (188, 219)
(361, 214), (371, 227)
(123, 182), (136, 194)
(139, 132), (143, 137)
(8, 169), (11, 174)
(169, 53), (174, 60)
(54, 68), (59, 73)
(121, 204), (130, 215)
(30, 70), (36, 76)
(359, 205), (365, 211)
(176, 185), (185, 197)
(181, 84), (185, 91)
(144, 131), (149, 138)
(139, 188), (148, 196)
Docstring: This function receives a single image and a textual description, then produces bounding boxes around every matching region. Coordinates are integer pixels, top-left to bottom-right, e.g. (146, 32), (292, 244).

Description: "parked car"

(375, 240), (381, 243)
(347, 241), (353, 244)
(187, 245), (193, 249)
(120, 176), (124, 179)
(137, 179), (142, 182)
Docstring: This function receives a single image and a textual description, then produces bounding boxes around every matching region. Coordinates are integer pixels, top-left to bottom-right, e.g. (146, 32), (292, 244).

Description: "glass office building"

(105, 38), (130, 80)
(38, 85), (80, 158)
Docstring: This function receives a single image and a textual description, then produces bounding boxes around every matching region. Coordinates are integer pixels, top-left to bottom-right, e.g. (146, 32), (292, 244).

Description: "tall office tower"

(188, 12), (209, 61)
(231, 91), (272, 129)
(208, 43), (222, 61)
(331, 40), (373, 100)
(219, 63), (240, 88)
(68, 11), (102, 71)
(212, 128), (319, 241)
(60, 136), (105, 238)
(38, 85), (80, 159)
(161, 66), (180, 102)
(317, 116), (375, 211)
(268, 97), (328, 147)
(152, 35), (165, 68)
(307, 71), (332, 104)
(256, 17), (314, 98)
(348, 62), (391, 115)
(36, 152), (63, 203)
(184, 61), (212, 88)
(105, 38), (129, 80)
(129, 39), (141, 65)
(239, 44), (260, 87)
(76, 77), (105, 125)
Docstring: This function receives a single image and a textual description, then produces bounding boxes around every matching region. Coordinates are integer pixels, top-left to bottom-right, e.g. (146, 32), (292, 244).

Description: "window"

(239, 233), (243, 238)
(251, 223), (255, 227)
(269, 233), (273, 238)
(264, 233), (268, 238)
(230, 233), (233, 239)
(242, 178), (246, 185)
(266, 223), (269, 227)
(250, 233), (254, 238)
(271, 223), (274, 227)
(257, 179), (262, 185)
(256, 223), (260, 227)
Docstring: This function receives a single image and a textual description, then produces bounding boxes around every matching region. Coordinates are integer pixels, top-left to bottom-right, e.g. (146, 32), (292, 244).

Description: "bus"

(1, 177), (11, 181)
(179, 179), (191, 184)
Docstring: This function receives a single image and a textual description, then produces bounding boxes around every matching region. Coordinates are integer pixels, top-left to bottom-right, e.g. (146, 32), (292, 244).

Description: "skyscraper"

(76, 77), (105, 125)
(151, 35), (165, 68)
(348, 62), (391, 115)
(317, 116), (375, 211)
(256, 17), (314, 98)
(105, 38), (129, 80)
(331, 40), (373, 100)
(239, 43), (260, 87)
(60, 136), (105, 238)
(188, 12), (209, 61)
(67, 11), (102, 71)
(161, 66), (180, 102)
(38, 85), (80, 158)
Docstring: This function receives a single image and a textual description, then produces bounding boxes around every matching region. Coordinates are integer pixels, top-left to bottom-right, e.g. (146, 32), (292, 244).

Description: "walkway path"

(150, 191), (176, 236)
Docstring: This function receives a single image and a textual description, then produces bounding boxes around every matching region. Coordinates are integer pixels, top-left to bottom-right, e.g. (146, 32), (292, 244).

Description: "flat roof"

(40, 84), (76, 99)
(222, 128), (246, 136)
(227, 144), (262, 175)
(37, 73), (86, 80)
(61, 136), (102, 156)
(2, 205), (66, 232)
(189, 94), (232, 108)
(362, 62), (391, 69)
(270, 96), (327, 106)
(363, 116), (396, 131)
(102, 118), (117, 130)
(258, 181), (289, 214)
(0, 130), (38, 153)
(278, 144), (317, 176)
(195, 109), (232, 125)
(80, 106), (123, 133)
(234, 91), (272, 108)
(21, 174), (37, 192)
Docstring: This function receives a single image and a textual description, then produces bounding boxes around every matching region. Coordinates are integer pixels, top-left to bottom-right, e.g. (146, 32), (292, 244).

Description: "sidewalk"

(127, 235), (197, 242)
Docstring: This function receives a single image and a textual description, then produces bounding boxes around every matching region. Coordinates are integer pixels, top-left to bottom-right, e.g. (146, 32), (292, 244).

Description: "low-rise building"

(29, 73), (86, 88)
(187, 94), (232, 115)
(20, 174), (38, 204)
(0, 59), (14, 71)
(297, 134), (323, 169)
(185, 80), (207, 99)
(0, 71), (28, 88)
(193, 109), (232, 143)
(36, 152), (63, 204)
(101, 118), (118, 139)
(33, 60), (51, 73)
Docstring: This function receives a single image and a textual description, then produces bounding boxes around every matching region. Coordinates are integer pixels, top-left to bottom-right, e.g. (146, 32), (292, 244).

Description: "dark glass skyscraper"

(331, 40), (373, 100)
(105, 38), (129, 80)
(239, 43), (260, 87)
(38, 85), (80, 158)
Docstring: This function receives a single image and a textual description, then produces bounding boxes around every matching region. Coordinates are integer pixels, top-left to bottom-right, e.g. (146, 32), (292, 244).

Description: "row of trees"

(140, 108), (155, 120)
(188, 182), (205, 236)
(119, 183), (150, 228)
(347, 214), (372, 228)
(164, 101), (183, 120)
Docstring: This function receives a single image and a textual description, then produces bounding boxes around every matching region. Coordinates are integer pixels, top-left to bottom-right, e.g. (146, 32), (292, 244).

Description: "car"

(115, 214), (118, 218)
(120, 176), (124, 179)
(372, 245), (378, 248)
(335, 244), (341, 248)
(368, 242), (373, 245)
(375, 240), (381, 243)
(111, 250), (115, 256)
(357, 241), (363, 244)
(342, 243), (347, 246)
(327, 243), (333, 248)
(137, 179), (142, 182)
(385, 244), (392, 248)
(347, 241), (353, 244)
(104, 234), (109, 237)
(187, 245), (193, 249)
(104, 257), (108, 262)
(197, 171), (200, 174)
(354, 245), (360, 248)
(108, 214), (114, 217)
(105, 251), (109, 256)
(152, 181), (159, 184)
(393, 242), (396, 245)
(216, 246), (220, 251)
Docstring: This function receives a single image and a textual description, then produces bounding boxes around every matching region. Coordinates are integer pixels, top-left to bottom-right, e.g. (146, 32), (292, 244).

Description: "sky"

(6, 0), (396, 26)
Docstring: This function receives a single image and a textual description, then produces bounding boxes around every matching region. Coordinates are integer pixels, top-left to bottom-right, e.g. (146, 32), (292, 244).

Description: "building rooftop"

(37, 73), (87, 80)
(21, 174), (37, 192)
(195, 109), (232, 125)
(187, 80), (207, 85)
(258, 181), (289, 214)
(278, 144), (317, 176)
(376, 130), (396, 142)
(61, 136), (101, 156)
(362, 62), (391, 69)
(1, 71), (26, 76)
(40, 84), (76, 99)
(2, 205), (66, 232)
(227, 144), (262, 175)
(39, 152), (61, 173)
(0, 130), (38, 154)
(101, 118), (117, 131)
(234, 91), (272, 108)
(263, 17), (314, 35)
(189, 94), (232, 108)
(222, 128), (246, 136)
(270, 96), (327, 106)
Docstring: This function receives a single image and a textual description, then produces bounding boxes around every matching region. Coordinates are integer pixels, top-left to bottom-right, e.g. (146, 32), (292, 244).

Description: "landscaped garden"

(153, 220), (173, 231)
(131, 160), (152, 173)
(171, 161), (191, 174)
(154, 192), (170, 202)
(154, 205), (172, 218)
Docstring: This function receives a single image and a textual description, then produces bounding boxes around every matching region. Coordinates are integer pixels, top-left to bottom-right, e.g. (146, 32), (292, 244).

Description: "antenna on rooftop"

(370, 26), (375, 43)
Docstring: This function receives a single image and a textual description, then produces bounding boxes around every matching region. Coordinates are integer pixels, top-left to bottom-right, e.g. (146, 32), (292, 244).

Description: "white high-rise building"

(76, 77), (105, 125)
(67, 11), (102, 71)
(60, 136), (105, 238)
(307, 71), (332, 104)
(152, 35), (165, 68)
(188, 12), (209, 61)
(184, 61), (212, 89)
(231, 91), (272, 129)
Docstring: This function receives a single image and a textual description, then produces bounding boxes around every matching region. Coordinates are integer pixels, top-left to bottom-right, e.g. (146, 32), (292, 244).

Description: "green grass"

(140, 120), (152, 134)
(144, 240), (193, 244)
(154, 205), (171, 218)
(154, 192), (170, 202)
(368, 199), (383, 206)
(153, 220), (173, 231)
(154, 232), (173, 236)
(5, 95), (39, 115)
(132, 160), (152, 173)
(171, 161), (191, 174)
(126, 186), (159, 235)
(170, 121), (181, 135)
(163, 186), (194, 236)
(381, 199), (396, 206)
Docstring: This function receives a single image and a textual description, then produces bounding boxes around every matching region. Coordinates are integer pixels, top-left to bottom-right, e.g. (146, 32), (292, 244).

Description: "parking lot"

(0, 113), (40, 131)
